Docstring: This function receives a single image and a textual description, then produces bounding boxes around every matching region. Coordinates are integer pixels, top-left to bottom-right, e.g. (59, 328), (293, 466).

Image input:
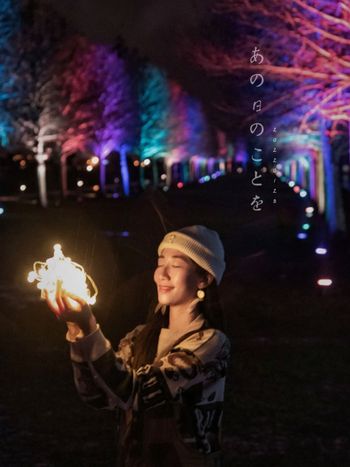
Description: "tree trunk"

(120, 146), (130, 196)
(61, 155), (68, 199)
(320, 118), (346, 233)
(36, 154), (48, 207)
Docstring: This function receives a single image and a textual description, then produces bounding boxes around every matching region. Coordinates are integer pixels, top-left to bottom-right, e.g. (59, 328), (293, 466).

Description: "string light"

(302, 223), (310, 231)
(288, 181), (295, 187)
(20, 184), (27, 192)
(77, 180), (84, 187)
(315, 247), (327, 255)
(177, 182), (184, 189)
(27, 244), (98, 309)
(0, 207), (4, 215)
(305, 207), (314, 214)
(299, 189), (307, 198)
(86, 165), (93, 172)
(297, 232), (307, 240)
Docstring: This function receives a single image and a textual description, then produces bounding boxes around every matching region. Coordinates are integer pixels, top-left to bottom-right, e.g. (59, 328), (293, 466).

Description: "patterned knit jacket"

(68, 314), (231, 465)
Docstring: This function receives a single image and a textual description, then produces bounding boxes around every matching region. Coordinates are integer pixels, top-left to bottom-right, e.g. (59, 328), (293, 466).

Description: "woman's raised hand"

(44, 280), (97, 337)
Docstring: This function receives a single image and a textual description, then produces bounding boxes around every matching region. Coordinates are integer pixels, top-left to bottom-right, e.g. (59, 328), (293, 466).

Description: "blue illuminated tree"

(0, 0), (19, 146)
(137, 64), (171, 187)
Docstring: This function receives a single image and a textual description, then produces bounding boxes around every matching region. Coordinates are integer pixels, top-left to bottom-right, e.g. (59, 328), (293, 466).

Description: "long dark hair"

(132, 264), (225, 370)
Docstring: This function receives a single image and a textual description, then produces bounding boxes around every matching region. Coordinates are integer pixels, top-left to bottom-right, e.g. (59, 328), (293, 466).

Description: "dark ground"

(1, 174), (350, 466)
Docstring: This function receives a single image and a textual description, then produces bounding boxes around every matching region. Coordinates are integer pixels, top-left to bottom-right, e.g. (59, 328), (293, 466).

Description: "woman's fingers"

(55, 280), (65, 314)
(62, 294), (82, 312)
(64, 291), (87, 308)
(46, 293), (61, 318)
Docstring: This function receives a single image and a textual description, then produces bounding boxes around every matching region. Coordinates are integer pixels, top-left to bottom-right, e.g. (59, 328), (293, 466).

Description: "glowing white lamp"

(315, 247), (327, 255)
(27, 244), (98, 306)
(317, 278), (332, 287)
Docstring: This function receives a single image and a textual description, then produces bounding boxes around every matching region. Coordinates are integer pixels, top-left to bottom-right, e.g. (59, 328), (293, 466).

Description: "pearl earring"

(197, 289), (205, 301)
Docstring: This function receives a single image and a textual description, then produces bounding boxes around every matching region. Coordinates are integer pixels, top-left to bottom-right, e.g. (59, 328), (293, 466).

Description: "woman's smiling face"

(153, 248), (203, 307)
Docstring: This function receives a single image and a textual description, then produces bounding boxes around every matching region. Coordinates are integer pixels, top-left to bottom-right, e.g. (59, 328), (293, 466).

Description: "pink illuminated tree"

(58, 37), (138, 196)
(189, 0), (350, 232)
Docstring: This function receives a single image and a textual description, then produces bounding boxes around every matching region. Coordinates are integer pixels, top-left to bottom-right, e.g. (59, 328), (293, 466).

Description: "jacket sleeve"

(68, 324), (145, 411)
(69, 325), (230, 412)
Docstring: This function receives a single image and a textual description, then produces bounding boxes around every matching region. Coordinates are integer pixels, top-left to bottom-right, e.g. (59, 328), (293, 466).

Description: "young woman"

(46, 225), (231, 467)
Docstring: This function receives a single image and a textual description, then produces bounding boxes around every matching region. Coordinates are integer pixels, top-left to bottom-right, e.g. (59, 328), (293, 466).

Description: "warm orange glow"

(27, 244), (98, 306)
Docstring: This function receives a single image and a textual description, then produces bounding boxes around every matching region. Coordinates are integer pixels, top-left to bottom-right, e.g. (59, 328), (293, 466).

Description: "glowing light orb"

(91, 156), (99, 165)
(77, 180), (84, 187)
(293, 186), (300, 194)
(297, 232), (307, 240)
(300, 190), (307, 198)
(92, 185), (100, 192)
(236, 167), (243, 174)
(317, 278), (332, 287)
(133, 160), (140, 167)
(143, 158), (151, 167)
(20, 184), (27, 192)
(302, 223), (310, 231)
(27, 244), (98, 308)
(86, 165), (93, 172)
(305, 207), (314, 214)
(161, 174), (167, 180)
(288, 181), (295, 187)
(0, 207), (4, 215)
(315, 247), (327, 255)
(177, 182), (184, 189)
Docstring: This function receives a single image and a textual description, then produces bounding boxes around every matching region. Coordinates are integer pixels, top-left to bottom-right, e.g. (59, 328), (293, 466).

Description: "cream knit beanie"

(157, 225), (226, 284)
